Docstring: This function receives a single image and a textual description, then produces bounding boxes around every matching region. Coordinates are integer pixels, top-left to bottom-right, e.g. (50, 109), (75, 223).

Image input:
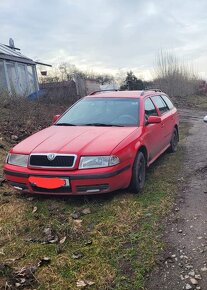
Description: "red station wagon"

(4, 90), (179, 195)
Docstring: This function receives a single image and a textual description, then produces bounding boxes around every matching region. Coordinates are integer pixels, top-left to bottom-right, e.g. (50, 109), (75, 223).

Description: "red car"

(4, 90), (179, 195)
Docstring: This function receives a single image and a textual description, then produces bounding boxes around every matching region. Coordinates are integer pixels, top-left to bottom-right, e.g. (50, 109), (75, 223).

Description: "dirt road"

(145, 109), (207, 290)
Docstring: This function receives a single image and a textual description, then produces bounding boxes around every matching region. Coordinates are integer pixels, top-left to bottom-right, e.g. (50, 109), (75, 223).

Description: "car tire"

(130, 151), (146, 194)
(169, 128), (179, 153)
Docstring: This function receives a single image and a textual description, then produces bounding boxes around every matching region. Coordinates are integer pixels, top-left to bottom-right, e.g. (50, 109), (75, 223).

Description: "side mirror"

(204, 115), (207, 123)
(147, 116), (162, 124)
(53, 114), (60, 123)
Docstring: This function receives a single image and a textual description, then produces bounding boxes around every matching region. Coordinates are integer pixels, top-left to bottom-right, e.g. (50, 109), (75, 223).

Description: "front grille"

(29, 154), (76, 168)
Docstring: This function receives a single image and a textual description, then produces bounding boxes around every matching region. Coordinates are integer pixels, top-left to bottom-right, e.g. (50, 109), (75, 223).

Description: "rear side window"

(161, 95), (174, 109)
(145, 98), (158, 117)
(151, 95), (169, 115)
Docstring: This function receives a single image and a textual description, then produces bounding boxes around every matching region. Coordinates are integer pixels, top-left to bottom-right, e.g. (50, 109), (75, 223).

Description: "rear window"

(161, 95), (174, 109)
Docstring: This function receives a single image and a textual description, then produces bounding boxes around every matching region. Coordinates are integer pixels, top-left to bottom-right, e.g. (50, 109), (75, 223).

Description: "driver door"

(143, 97), (164, 161)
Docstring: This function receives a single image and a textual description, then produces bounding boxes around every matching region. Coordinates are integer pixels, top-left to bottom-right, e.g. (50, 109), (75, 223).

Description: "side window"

(161, 95), (174, 110)
(145, 98), (158, 117)
(151, 95), (169, 115)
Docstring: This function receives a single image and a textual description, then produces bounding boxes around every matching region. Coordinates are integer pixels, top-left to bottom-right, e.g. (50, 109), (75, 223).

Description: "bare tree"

(153, 51), (200, 97)
(38, 61), (114, 86)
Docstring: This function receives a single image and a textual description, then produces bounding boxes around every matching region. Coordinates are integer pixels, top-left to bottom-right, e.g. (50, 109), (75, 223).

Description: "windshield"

(56, 97), (140, 127)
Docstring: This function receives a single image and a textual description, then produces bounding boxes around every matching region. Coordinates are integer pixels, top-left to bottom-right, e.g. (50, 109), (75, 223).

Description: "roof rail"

(140, 88), (162, 96)
(146, 88), (162, 92)
(89, 89), (119, 95)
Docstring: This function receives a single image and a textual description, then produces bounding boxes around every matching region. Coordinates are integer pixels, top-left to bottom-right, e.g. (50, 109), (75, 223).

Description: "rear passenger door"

(151, 95), (174, 147)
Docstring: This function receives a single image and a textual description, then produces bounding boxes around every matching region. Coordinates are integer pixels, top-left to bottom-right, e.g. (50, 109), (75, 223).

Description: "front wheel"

(130, 151), (146, 194)
(169, 128), (178, 153)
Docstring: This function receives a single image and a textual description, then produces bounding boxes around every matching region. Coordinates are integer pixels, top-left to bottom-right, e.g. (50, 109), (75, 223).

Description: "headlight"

(7, 153), (29, 167)
(79, 155), (120, 169)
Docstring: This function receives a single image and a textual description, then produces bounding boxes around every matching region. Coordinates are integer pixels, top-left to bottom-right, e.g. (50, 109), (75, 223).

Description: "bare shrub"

(198, 80), (207, 95)
(39, 80), (78, 105)
(0, 93), (68, 142)
(153, 51), (200, 97)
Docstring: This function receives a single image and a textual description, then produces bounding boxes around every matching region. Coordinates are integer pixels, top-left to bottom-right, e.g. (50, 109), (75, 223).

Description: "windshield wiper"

(55, 122), (124, 127)
(55, 123), (77, 126)
(83, 123), (124, 127)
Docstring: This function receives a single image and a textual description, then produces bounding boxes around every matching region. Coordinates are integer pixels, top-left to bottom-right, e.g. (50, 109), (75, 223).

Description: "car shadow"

(26, 187), (126, 207)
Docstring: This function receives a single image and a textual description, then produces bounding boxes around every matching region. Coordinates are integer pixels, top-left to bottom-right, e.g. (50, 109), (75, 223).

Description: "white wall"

(0, 59), (38, 96)
(0, 60), (8, 92)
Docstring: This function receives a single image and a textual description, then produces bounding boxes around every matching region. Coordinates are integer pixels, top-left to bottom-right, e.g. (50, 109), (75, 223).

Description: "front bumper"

(3, 163), (132, 195)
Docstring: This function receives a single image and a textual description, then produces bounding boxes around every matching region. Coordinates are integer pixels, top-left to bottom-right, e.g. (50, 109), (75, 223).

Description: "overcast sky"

(1, 0), (207, 79)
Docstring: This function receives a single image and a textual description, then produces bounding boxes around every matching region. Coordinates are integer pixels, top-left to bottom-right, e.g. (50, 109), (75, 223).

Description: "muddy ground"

(145, 109), (207, 290)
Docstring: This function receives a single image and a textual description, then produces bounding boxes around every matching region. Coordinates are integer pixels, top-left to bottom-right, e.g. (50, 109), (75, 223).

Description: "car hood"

(12, 125), (138, 155)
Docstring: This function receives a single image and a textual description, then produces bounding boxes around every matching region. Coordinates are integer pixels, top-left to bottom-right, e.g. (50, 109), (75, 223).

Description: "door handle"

(161, 122), (164, 128)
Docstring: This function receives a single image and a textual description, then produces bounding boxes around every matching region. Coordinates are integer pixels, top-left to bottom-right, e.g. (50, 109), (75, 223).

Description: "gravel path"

(145, 109), (207, 290)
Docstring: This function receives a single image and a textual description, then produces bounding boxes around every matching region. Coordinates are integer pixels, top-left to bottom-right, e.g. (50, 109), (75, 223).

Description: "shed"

(0, 40), (39, 96)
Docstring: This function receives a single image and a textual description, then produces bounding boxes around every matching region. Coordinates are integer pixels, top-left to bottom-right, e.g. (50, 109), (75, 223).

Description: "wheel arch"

(137, 145), (148, 164)
(130, 145), (147, 193)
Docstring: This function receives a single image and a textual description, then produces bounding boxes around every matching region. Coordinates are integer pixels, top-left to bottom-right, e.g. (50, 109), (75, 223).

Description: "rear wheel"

(130, 151), (146, 194)
(169, 128), (178, 153)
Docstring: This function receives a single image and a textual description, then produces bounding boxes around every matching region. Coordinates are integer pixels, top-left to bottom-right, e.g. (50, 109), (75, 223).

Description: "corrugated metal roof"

(0, 43), (35, 64)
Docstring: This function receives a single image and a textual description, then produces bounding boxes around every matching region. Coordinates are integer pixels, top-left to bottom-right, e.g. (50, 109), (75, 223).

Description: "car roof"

(85, 90), (165, 99)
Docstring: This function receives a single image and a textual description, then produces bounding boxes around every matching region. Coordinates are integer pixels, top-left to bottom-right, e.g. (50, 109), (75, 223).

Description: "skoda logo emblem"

(47, 153), (56, 161)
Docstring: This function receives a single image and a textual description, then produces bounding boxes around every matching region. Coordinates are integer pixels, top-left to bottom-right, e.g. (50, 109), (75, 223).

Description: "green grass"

(188, 95), (207, 110)
(174, 95), (207, 110)
(0, 123), (189, 290)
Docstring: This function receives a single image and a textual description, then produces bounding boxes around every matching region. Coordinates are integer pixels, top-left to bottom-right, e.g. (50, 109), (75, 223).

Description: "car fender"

(111, 128), (149, 166)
